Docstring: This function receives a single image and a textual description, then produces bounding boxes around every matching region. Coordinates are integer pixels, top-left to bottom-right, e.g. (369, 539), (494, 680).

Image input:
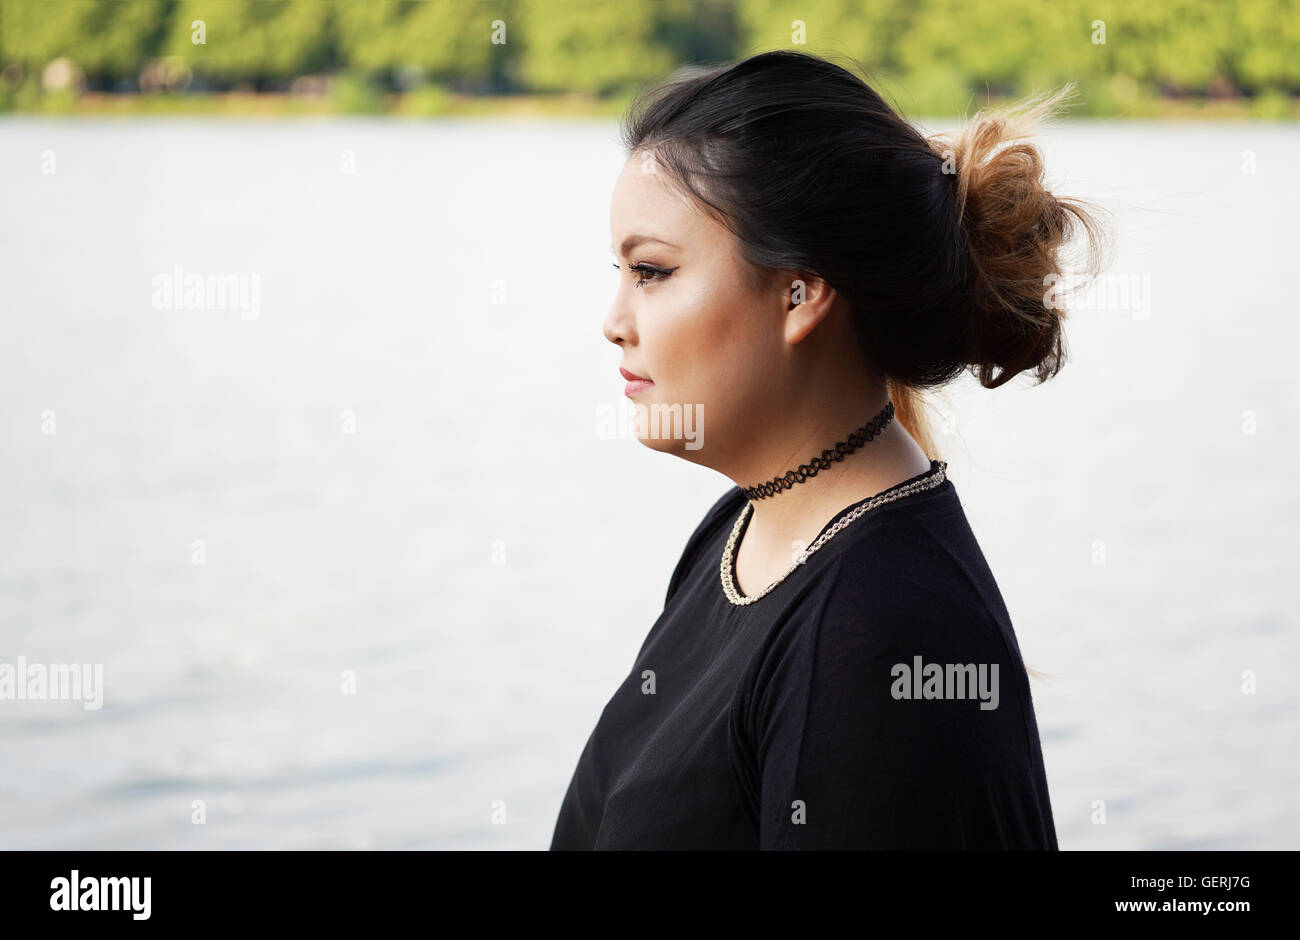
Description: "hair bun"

(927, 85), (1111, 389)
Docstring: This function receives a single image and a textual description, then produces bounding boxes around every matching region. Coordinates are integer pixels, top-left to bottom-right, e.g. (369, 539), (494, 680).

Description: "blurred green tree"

(515, 0), (676, 94)
(161, 0), (332, 85)
(735, 0), (915, 76)
(333, 0), (500, 89)
(1085, 0), (1234, 92)
(1230, 0), (1300, 91)
(0, 0), (168, 83)
(0, 0), (1293, 112)
(895, 0), (1100, 94)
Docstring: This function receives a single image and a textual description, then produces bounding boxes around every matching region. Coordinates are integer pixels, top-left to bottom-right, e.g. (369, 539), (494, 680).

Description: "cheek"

(653, 276), (767, 405)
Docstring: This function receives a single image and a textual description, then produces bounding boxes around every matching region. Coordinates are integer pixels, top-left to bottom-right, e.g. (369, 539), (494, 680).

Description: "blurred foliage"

(0, 0), (168, 78)
(736, 0), (913, 77)
(516, 0), (676, 93)
(333, 0), (498, 85)
(393, 82), (455, 115)
(159, 0), (332, 83)
(329, 71), (382, 113)
(0, 0), (1296, 115)
(894, 0), (1096, 90)
(1233, 0), (1300, 88)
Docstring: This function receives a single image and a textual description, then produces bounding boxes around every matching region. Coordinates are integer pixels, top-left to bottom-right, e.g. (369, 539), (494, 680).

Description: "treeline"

(1, 0), (1296, 104)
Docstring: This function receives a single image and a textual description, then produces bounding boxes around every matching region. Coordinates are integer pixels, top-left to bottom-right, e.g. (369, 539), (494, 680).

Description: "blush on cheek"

(655, 250), (770, 416)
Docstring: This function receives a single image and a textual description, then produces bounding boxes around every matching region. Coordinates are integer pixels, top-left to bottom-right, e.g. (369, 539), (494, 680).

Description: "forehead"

(610, 153), (707, 243)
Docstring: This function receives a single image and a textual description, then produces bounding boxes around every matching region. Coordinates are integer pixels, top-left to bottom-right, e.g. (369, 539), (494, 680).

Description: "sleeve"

(733, 543), (1040, 850)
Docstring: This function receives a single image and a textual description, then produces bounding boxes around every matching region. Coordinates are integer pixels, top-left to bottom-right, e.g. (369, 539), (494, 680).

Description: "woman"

(550, 50), (1107, 850)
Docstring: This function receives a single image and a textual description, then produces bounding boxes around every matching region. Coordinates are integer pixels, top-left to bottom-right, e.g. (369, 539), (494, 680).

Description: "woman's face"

(603, 151), (789, 463)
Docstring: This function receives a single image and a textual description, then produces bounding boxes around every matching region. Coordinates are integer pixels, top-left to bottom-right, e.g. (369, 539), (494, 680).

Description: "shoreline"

(4, 89), (1297, 122)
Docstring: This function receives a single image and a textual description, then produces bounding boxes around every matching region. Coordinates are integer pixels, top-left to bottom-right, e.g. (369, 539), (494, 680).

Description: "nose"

(602, 289), (635, 348)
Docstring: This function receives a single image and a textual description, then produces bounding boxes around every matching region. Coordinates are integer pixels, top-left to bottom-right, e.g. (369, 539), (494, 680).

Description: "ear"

(781, 272), (837, 346)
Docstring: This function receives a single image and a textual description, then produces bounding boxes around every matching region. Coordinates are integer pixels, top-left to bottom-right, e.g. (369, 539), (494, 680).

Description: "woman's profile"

(550, 49), (1109, 850)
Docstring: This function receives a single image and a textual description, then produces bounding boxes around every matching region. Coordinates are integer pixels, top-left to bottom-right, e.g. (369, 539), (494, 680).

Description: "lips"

(619, 366), (654, 398)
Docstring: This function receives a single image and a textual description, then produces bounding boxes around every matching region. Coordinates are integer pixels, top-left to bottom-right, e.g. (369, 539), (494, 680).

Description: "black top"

(549, 460), (1058, 850)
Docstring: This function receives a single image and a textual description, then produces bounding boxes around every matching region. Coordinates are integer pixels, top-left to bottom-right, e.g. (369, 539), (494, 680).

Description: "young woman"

(550, 50), (1108, 850)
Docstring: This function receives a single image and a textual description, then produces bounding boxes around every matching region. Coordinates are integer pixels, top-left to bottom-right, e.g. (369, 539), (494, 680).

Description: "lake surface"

(0, 117), (1296, 849)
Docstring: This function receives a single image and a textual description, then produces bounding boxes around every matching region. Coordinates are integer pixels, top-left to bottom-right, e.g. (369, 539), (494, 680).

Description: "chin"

(629, 396), (706, 456)
(634, 433), (680, 454)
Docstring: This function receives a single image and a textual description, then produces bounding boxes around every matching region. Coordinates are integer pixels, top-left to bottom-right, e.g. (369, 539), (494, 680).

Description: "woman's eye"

(628, 263), (675, 288)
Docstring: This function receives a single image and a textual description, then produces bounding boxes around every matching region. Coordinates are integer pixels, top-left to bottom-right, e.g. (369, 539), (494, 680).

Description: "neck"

(730, 385), (931, 548)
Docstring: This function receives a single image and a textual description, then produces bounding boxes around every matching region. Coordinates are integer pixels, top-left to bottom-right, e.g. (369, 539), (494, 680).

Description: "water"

(1, 117), (1296, 849)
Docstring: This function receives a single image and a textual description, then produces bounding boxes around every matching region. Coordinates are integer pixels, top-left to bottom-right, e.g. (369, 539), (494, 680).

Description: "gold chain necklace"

(719, 461), (948, 606)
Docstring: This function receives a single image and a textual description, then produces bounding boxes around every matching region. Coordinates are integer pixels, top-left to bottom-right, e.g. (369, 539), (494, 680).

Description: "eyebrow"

(611, 234), (680, 257)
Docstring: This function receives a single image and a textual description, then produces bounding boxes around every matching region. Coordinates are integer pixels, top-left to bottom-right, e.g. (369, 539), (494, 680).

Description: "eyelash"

(613, 261), (676, 288)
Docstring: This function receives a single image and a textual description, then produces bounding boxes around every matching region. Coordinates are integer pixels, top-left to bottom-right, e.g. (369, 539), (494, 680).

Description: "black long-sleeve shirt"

(549, 459), (1058, 850)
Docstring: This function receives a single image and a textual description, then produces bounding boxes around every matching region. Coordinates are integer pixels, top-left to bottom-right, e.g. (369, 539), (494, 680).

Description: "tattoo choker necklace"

(740, 400), (895, 501)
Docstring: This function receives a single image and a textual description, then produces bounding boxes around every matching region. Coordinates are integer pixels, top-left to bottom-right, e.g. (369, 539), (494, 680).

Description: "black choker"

(741, 400), (895, 501)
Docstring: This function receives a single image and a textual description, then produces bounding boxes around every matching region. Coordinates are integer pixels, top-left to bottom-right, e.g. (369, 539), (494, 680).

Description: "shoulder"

(736, 482), (1024, 736)
(724, 477), (1055, 848)
(821, 478), (1015, 644)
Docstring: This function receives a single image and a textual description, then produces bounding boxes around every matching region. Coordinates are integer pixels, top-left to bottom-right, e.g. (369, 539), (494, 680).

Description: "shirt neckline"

(723, 459), (949, 603)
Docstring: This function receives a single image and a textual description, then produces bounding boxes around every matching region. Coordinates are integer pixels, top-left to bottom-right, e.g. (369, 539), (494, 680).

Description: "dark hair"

(620, 50), (1110, 454)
